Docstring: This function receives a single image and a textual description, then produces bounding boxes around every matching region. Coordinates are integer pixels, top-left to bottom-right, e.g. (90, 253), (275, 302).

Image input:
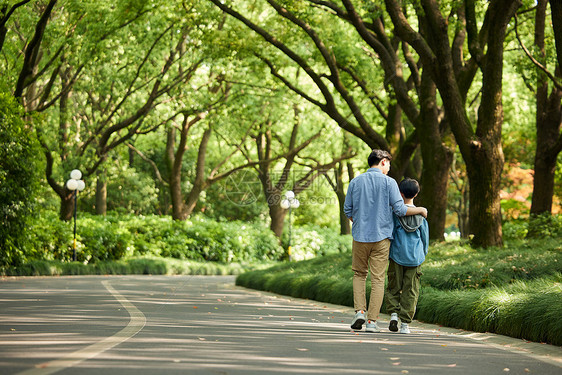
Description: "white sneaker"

(350, 310), (366, 330)
(365, 320), (380, 333)
(389, 313), (399, 332)
(399, 322), (410, 334)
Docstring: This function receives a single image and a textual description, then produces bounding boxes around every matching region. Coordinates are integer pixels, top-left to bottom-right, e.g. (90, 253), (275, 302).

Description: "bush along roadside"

(235, 239), (562, 346)
(18, 212), (284, 265)
(1, 257), (273, 277)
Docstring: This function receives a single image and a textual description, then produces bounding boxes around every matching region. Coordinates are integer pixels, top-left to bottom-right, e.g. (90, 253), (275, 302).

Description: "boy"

(386, 178), (429, 334)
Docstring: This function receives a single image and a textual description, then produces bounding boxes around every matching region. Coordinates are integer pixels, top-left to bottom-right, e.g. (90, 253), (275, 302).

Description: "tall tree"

(517, 1), (562, 226)
(385, 0), (521, 247)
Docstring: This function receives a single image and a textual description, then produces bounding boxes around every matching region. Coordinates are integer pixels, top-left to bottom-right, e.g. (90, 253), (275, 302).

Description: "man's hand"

(419, 207), (428, 218)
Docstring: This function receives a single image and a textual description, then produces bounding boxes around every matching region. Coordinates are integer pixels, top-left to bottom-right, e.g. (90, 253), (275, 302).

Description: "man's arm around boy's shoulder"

(405, 205), (427, 218)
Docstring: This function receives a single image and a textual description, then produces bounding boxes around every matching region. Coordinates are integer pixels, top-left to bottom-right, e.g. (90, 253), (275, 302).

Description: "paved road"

(0, 275), (560, 374)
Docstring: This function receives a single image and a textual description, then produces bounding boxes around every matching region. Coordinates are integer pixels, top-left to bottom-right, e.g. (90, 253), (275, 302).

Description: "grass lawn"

(236, 237), (562, 346)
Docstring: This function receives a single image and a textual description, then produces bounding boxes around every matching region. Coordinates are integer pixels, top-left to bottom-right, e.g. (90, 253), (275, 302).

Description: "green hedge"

(416, 276), (562, 345)
(22, 212), (283, 264)
(1, 257), (262, 276)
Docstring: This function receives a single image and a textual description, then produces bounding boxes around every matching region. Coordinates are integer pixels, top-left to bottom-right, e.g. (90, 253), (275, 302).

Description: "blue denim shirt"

(344, 168), (408, 242)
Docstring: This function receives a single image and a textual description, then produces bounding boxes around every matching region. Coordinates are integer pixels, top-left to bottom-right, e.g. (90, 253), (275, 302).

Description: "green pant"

(385, 259), (422, 323)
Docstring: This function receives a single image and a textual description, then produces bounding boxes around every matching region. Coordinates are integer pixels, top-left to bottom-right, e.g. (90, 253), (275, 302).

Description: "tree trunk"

(182, 186), (203, 219)
(550, 0), (562, 69)
(416, 71), (453, 242)
(268, 200), (287, 238)
(465, 3), (509, 247)
(465, 141), (503, 246)
(530, 86), (562, 216)
(418, 147), (452, 242)
(334, 164), (350, 235)
(459, 185), (470, 237)
(529, 0), (562, 220)
(169, 171), (186, 220)
(59, 190), (74, 221)
(95, 176), (107, 216)
(337, 190), (350, 235)
(166, 126), (186, 220)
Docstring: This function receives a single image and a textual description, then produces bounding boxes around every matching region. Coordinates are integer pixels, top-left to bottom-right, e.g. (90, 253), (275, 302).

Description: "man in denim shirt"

(344, 150), (427, 332)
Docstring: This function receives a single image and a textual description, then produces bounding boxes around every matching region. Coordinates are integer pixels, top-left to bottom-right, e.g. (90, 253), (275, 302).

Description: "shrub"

(20, 213), (284, 264)
(282, 225), (351, 261)
(0, 92), (40, 267)
(77, 217), (134, 262)
(27, 211), (73, 261)
(527, 212), (562, 238)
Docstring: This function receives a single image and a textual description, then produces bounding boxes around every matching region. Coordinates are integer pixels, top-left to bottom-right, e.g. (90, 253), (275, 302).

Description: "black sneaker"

(389, 313), (399, 332)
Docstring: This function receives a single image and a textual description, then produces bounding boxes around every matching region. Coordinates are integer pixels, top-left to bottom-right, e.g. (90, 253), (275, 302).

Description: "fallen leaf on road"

(392, 362), (401, 366)
(447, 364), (456, 367)
(381, 348), (389, 351)
(297, 348), (309, 352)
(441, 344), (447, 347)
(401, 371), (409, 374)
(193, 306), (198, 309)
(524, 369), (530, 372)
(198, 337), (206, 341)
(390, 357), (400, 360)
(503, 369), (510, 372)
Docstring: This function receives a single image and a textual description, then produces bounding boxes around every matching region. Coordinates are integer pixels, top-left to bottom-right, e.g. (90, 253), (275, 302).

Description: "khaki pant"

(385, 259), (422, 323)
(352, 239), (390, 321)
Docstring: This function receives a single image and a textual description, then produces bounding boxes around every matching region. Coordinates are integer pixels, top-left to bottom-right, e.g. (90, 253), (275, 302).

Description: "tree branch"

(126, 143), (168, 186)
(514, 13), (562, 90)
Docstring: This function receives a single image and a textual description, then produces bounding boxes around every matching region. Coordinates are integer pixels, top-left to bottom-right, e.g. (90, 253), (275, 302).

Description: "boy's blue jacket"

(389, 208), (429, 267)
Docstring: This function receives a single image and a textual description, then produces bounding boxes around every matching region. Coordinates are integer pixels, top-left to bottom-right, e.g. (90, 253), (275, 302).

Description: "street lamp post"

(66, 169), (85, 262)
(280, 191), (299, 261)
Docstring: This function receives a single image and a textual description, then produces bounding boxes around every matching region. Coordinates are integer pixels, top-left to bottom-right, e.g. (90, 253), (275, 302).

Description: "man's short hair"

(399, 178), (420, 199)
(368, 149), (392, 167)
